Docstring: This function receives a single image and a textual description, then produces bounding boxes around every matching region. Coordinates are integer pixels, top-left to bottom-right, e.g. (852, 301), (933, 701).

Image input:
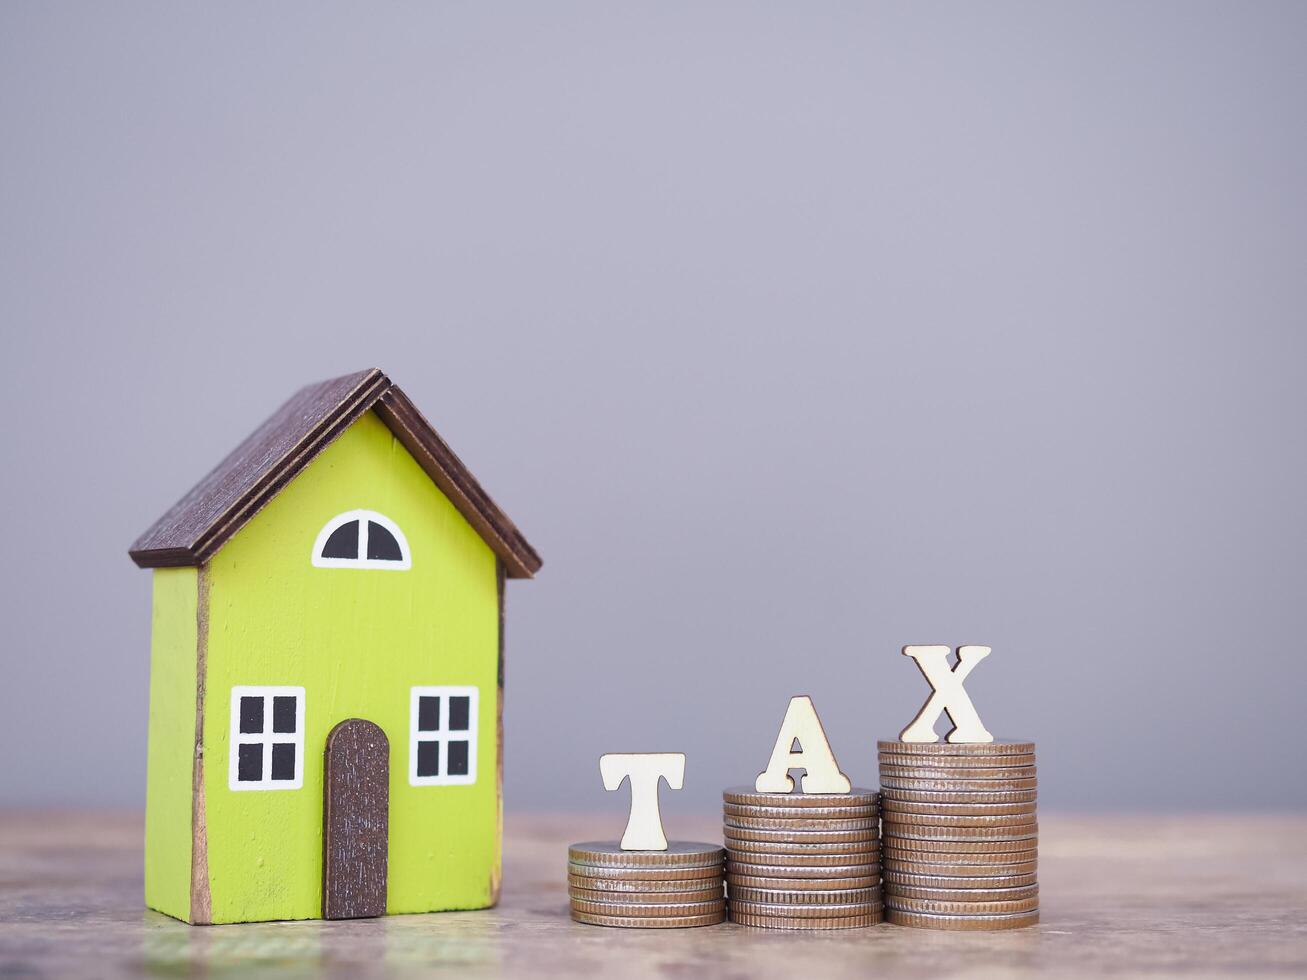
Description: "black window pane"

(447, 740), (469, 776)
(271, 743), (296, 780)
(417, 740), (440, 777)
(418, 696), (440, 732)
(272, 696), (297, 734)
(448, 696), (470, 731)
(239, 697), (264, 734)
(321, 520), (360, 559)
(367, 522), (403, 561)
(237, 743), (263, 782)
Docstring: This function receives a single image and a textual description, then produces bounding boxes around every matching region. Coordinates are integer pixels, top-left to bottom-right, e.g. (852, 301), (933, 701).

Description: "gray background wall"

(2, 2), (1304, 813)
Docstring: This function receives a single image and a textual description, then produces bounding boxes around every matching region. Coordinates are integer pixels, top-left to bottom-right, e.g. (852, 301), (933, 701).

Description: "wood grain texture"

(323, 720), (389, 920)
(1, 811), (1305, 978)
(128, 368), (541, 579)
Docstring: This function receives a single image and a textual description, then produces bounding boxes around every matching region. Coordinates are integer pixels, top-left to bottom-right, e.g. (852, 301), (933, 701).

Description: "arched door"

(323, 718), (389, 919)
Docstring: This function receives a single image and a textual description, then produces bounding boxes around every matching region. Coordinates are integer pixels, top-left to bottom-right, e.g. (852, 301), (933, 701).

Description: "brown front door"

(322, 718), (389, 919)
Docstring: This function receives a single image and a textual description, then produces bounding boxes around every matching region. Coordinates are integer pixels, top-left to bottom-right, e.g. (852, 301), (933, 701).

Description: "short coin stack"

(568, 841), (726, 928)
(878, 739), (1039, 930)
(722, 787), (882, 929)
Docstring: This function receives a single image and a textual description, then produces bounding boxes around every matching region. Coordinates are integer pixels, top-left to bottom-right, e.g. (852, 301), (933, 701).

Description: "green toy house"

(129, 369), (541, 924)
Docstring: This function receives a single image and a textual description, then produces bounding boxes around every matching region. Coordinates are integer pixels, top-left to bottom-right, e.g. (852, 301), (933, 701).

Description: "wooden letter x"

(599, 753), (685, 851)
(899, 645), (995, 743)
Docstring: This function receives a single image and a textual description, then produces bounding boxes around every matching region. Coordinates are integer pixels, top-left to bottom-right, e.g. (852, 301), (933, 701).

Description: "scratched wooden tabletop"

(1, 811), (1304, 978)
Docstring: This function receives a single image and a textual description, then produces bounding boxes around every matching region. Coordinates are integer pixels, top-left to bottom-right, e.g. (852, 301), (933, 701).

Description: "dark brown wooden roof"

(129, 368), (542, 578)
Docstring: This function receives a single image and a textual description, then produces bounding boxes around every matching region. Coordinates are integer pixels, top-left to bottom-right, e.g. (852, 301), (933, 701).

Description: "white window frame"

(228, 686), (306, 791)
(311, 509), (412, 570)
(409, 686), (479, 787)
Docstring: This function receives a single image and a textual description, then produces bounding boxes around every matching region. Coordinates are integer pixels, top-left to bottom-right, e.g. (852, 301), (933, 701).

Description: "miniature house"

(129, 369), (541, 924)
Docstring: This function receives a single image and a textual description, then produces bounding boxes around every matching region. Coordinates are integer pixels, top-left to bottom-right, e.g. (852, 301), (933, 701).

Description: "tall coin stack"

(722, 787), (883, 929)
(567, 842), (726, 928)
(877, 739), (1039, 930)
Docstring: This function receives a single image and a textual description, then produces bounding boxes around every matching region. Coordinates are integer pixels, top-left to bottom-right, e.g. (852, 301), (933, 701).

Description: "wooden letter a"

(755, 696), (851, 794)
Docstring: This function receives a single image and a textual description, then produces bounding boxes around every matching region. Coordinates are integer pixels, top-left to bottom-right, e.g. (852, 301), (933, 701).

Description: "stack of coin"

(722, 786), (882, 929)
(877, 739), (1039, 930)
(567, 841), (726, 928)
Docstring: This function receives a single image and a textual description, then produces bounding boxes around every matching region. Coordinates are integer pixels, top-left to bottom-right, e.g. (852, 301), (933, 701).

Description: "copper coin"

(568, 841), (724, 868)
(728, 850), (880, 868)
(885, 907), (1039, 930)
(883, 837), (1037, 855)
(570, 897), (726, 918)
(883, 824), (1038, 841)
(570, 909), (726, 929)
(570, 885), (723, 904)
(730, 886), (881, 905)
(567, 862), (724, 882)
(877, 739), (1035, 756)
(878, 753), (1036, 769)
(723, 786), (879, 808)
(882, 799), (1037, 817)
(727, 860), (882, 878)
(567, 874), (723, 893)
(724, 814), (878, 832)
(882, 856), (1038, 876)
(880, 776), (1038, 792)
(880, 764), (1035, 781)
(728, 900), (883, 919)
(728, 872), (880, 891)
(884, 870), (1038, 889)
(726, 838), (880, 856)
(887, 895), (1039, 915)
(724, 825), (879, 844)
(881, 788), (1038, 804)
(882, 812), (1037, 828)
(723, 802), (878, 820)
(730, 909), (882, 929)
(886, 883), (1039, 902)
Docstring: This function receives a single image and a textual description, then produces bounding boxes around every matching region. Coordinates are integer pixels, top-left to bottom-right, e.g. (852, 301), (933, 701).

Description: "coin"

(886, 895), (1039, 915)
(884, 907), (1039, 930)
(724, 814), (879, 831)
(880, 788), (1038, 804)
(882, 799), (1037, 817)
(882, 837), (1037, 855)
(723, 802), (878, 820)
(886, 883), (1039, 902)
(726, 838), (880, 856)
(884, 870), (1038, 889)
(727, 872), (880, 891)
(879, 776), (1038, 792)
(569, 897), (727, 918)
(882, 856), (1038, 876)
(727, 860), (882, 878)
(567, 874), (724, 893)
(568, 841), (725, 868)
(723, 786), (879, 808)
(879, 765), (1035, 781)
(728, 900), (883, 918)
(567, 862), (723, 881)
(882, 812), (1037, 829)
(728, 850), (881, 868)
(877, 739), (1035, 756)
(570, 885), (723, 904)
(883, 824), (1038, 842)
(729, 886), (881, 905)
(726, 831), (878, 846)
(729, 909), (882, 929)
(878, 753), (1037, 769)
(570, 909), (727, 929)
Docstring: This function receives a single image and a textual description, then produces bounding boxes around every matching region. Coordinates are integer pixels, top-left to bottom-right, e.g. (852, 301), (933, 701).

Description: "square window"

(447, 740), (469, 776)
(416, 740), (440, 777)
(418, 696), (441, 732)
(271, 743), (296, 780)
(448, 696), (470, 731)
(272, 696), (297, 734)
(239, 696), (264, 734)
(237, 743), (263, 782)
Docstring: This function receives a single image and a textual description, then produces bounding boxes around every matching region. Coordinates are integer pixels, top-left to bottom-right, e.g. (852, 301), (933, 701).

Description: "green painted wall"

(201, 410), (500, 923)
(144, 566), (199, 922)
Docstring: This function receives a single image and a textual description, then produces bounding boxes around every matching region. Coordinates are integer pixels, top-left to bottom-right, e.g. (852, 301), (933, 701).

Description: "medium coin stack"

(722, 786), (883, 929)
(877, 739), (1039, 930)
(567, 841), (726, 928)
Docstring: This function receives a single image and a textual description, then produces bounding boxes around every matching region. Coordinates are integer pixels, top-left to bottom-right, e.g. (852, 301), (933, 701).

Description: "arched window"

(312, 510), (411, 569)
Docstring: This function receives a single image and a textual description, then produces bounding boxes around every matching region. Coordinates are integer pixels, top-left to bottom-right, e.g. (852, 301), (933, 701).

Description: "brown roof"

(129, 368), (542, 578)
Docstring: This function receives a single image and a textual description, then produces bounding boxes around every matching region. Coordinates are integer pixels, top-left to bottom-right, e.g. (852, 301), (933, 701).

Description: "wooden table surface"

(1, 811), (1304, 978)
